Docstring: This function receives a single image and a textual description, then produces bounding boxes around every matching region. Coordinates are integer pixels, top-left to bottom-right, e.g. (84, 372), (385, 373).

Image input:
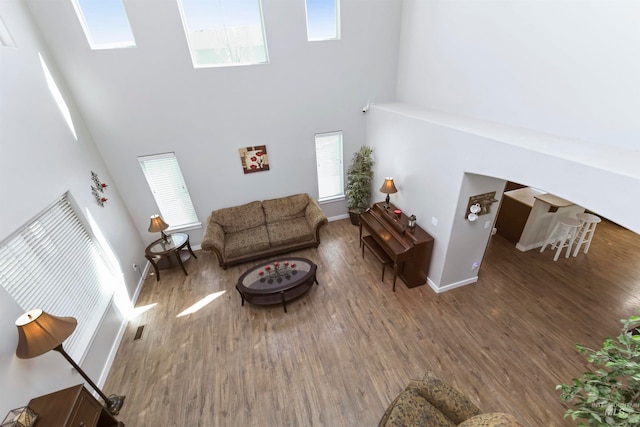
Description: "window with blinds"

(0, 194), (117, 361)
(138, 153), (200, 229)
(315, 131), (344, 201)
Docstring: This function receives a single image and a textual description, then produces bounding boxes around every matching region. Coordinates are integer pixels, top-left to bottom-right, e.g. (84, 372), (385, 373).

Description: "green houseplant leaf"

(345, 146), (374, 212)
(557, 313), (640, 426)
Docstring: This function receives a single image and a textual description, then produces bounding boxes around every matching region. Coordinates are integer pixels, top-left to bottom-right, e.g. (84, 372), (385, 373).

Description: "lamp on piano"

(379, 177), (398, 209)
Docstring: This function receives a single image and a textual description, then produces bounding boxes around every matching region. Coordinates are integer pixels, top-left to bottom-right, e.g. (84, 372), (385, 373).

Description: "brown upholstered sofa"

(201, 193), (328, 269)
(379, 372), (523, 427)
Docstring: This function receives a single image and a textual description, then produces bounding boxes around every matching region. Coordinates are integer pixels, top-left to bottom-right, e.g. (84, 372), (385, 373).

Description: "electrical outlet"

(431, 217), (438, 226)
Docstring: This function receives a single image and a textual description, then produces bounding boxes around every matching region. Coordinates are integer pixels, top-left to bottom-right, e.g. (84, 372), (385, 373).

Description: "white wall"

(365, 0), (639, 291)
(0, 0), (145, 413)
(395, 0), (640, 152)
(25, 0), (403, 246)
(367, 103), (639, 290)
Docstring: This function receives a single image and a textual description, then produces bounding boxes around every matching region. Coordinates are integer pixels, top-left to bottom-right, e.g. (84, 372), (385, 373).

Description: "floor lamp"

(15, 309), (125, 415)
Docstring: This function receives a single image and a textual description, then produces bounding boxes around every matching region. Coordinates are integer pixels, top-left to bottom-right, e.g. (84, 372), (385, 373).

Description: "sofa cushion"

(266, 217), (313, 247)
(224, 225), (270, 258)
(458, 413), (525, 426)
(262, 194), (309, 224)
(386, 388), (456, 427)
(211, 201), (265, 234)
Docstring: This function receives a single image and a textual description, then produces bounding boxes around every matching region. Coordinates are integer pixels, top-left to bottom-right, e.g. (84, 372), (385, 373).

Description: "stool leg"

(581, 223), (598, 254)
(553, 228), (571, 261)
(541, 222), (560, 253)
(572, 223), (588, 257)
(392, 264), (398, 292)
(565, 228), (579, 259)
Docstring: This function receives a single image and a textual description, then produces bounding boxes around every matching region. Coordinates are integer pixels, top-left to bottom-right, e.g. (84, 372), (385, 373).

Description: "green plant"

(345, 146), (374, 212)
(557, 314), (640, 426)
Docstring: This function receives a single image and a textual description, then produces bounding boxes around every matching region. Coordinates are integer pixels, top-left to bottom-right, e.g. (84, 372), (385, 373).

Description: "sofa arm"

(413, 372), (482, 425)
(458, 413), (524, 426)
(201, 216), (226, 267)
(305, 197), (328, 243)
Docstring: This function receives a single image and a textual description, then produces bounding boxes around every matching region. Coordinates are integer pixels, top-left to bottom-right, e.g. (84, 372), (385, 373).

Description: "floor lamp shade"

(15, 309), (77, 359)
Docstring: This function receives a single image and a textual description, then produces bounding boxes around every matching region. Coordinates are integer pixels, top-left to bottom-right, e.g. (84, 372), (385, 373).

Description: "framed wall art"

(239, 145), (270, 174)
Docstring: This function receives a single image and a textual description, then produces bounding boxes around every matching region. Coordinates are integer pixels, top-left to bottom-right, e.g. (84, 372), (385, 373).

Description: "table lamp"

(15, 309), (125, 415)
(379, 177), (398, 209)
(148, 214), (169, 242)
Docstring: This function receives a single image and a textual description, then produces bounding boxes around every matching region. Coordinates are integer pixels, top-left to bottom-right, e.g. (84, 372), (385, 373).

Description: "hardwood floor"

(103, 218), (640, 426)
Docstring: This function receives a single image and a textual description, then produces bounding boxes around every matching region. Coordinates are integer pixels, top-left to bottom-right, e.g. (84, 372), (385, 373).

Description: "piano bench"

(361, 235), (394, 286)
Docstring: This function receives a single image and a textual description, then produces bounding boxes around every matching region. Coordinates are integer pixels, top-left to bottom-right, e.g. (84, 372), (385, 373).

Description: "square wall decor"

(239, 145), (269, 174)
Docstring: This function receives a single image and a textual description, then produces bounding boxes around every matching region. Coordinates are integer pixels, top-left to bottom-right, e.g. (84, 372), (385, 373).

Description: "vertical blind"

(315, 131), (344, 201)
(138, 152), (199, 229)
(0, 194), (116, 361)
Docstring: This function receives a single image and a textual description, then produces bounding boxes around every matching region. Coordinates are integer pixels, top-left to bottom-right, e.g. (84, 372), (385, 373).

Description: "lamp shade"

(148, 214), (169, 233)
(15, 309), (77, 359)
(379, 177), (398, 194)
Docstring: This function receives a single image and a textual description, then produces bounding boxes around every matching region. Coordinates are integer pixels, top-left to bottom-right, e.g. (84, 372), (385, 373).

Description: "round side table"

(145, 233), (197, 281)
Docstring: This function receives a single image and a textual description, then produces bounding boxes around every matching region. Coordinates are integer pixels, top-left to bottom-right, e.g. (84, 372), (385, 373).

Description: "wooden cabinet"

(28, 385), (124, 427)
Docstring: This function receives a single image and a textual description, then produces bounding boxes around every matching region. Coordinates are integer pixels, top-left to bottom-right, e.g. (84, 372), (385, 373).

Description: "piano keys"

(359, 202), (434, 289)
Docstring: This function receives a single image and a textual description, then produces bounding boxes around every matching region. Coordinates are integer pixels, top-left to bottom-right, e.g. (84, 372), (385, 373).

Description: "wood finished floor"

(103, 218), (640, 426)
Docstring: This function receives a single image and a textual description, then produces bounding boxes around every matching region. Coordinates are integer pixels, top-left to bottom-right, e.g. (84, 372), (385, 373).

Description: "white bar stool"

(573, 212), (602, 257)
(540, 217), (582, 261)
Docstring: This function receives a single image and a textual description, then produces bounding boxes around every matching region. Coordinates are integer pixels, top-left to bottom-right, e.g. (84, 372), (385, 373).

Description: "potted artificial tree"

(557, 313), (640, 426)
(345, 146), (374, 225)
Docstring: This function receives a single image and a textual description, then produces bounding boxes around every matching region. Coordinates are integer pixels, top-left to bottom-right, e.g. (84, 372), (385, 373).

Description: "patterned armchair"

(379, 372), (523, 427)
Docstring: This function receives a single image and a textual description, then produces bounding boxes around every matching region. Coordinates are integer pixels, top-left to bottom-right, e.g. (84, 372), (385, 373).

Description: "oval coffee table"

(235, 257), (318, 313)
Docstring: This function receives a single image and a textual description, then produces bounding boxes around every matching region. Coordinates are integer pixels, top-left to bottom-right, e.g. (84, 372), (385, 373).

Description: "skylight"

(71, 0), (136, 49)
(306, 0), (340, 41)
(177, 0), (269, 68)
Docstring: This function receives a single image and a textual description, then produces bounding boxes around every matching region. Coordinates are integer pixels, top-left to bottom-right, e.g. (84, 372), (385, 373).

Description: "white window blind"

(315, 131), (344, 201)
(138, 153), (200, 229)
(0, 194), (117, 361)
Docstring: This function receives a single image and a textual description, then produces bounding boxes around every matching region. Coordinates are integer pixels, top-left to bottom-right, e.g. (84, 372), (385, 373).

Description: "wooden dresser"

(359, 202), (434, 289)
(28, 384), (124, 427)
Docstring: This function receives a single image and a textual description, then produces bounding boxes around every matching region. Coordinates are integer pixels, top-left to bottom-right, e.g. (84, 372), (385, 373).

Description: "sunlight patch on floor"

(129, 303), (158, 319)
(177, 291), (226, 317)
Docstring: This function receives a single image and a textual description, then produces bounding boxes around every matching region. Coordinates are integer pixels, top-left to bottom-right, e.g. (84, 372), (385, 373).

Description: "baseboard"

(428, 276), (478, 293)
(516, 241), (543, 252)
(97, 262), (150, 388)
(328, 213), (349, 222)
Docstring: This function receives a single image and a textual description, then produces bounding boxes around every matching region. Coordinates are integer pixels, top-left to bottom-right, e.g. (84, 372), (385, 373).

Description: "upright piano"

(359, 202), (434, 289)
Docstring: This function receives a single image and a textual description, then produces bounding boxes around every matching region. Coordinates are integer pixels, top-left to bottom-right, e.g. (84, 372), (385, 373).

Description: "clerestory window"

(305, 0), (340, 41)
(71, 0), (136, 49)
(177, 0), (269, 68)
